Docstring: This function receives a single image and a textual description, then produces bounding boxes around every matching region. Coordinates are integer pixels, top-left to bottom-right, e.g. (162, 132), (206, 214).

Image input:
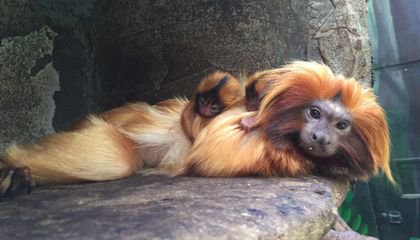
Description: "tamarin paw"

(0, 167), (35, 201)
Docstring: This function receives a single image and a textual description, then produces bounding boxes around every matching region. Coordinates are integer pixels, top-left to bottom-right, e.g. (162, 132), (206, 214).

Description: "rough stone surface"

(0, 175), (348, 240)
(0, 0), (372, 133)
(0, 0), (44, 38)
(299, 0), (372, 86)
(0, 26), (59, 151)
(90, 0), (307, 109)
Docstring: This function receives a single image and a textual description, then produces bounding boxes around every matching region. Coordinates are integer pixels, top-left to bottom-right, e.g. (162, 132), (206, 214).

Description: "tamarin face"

(299, 99), (352, 158)
(181, 71), (242, 142)
(195, 77), (226, 117)
(194, 73), (241, 118)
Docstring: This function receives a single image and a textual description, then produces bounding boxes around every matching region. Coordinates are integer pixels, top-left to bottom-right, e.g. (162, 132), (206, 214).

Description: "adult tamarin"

(0, 61), (394, 192)
(182, 61), (395, 183)
(181, 71), (243, 141)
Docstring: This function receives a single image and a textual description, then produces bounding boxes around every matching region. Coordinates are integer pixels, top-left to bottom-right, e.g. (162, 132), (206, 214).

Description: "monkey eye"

(210, 104), (221, 113)
(197, 96), (206, 105)
(336, 121), (349, 130)
(309, 107), (321, 119)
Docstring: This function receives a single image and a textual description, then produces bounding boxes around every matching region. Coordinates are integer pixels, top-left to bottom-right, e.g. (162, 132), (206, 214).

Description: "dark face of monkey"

(299, 100), (352, 157)
(194, 76), (229, 118)
(264, 93), (375, 179)
(195, 93), (224, 117)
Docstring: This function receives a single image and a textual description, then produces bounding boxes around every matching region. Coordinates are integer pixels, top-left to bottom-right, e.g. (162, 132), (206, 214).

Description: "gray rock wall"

(0, 26), (59, 150)
(0, 0), (371, 150)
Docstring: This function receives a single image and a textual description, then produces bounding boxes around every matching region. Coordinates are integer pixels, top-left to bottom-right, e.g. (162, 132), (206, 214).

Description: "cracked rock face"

(0, 175), (349, 240)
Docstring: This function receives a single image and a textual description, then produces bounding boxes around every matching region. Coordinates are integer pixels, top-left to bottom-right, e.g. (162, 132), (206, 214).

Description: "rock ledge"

(0, 174), (348, 240)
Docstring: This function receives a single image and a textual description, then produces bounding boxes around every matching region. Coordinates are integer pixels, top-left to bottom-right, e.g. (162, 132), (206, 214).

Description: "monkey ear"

(332, 90), (343, 103)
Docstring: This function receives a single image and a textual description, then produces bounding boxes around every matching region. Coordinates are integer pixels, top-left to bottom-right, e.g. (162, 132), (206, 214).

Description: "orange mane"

(257, 61), (394, 183)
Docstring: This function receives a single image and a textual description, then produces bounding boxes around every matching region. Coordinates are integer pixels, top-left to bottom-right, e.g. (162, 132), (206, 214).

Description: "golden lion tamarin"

(0, 61), (394, 198)
(181, 71), (243, 141)
(182, 61), (394, 184)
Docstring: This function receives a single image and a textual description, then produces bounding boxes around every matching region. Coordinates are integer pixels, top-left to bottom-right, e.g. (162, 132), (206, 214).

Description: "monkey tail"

(1, 117), (139, 185)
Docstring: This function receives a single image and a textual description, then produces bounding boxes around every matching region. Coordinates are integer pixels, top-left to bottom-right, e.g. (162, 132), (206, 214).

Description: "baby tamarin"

(0, 61), (394, 196)
(181, 71), (243, 141)
(241, 69), (282, 131)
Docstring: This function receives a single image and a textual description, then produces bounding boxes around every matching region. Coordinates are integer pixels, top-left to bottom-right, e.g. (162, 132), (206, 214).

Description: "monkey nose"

(199, 106), (213, 117)
(311, 133), (331, 145)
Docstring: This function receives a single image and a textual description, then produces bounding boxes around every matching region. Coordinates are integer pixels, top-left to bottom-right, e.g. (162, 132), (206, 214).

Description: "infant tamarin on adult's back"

(0, 61), (394, 198)
(181, 71), (243, 142)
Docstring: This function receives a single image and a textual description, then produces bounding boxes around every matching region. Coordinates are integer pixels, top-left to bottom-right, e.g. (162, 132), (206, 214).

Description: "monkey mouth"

(199, 108), (216, 118)
(302, 143), (318, 154)
(299, 141), (334, 158)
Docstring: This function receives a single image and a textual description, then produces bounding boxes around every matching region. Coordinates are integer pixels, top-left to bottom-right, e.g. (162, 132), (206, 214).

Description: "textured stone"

(0, 0), (44, 38)
(0, 26), (59, 151)
(0, 175), (348, 240)
(0, 0), (372, 131)
(301, 0), (372, 86)
(80, 0), (372, 109)
(91, 0), (308, 108)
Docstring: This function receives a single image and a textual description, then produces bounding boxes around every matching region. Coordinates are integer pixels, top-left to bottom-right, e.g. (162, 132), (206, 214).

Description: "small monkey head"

(194, 71), (242, 118)
(196, 93), (224, 117)
(299, 98), (352, 157)
(195, 76), (228, 117)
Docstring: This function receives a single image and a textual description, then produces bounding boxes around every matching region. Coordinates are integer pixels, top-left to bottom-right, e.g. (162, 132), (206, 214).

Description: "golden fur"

(181, 61), (394, 183)
(0, 61), (394, 186)
(2, 98), (191, 184)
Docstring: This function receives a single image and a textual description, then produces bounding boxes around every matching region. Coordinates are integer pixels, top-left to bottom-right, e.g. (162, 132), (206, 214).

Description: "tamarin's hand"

(0, 167), (34, 201)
